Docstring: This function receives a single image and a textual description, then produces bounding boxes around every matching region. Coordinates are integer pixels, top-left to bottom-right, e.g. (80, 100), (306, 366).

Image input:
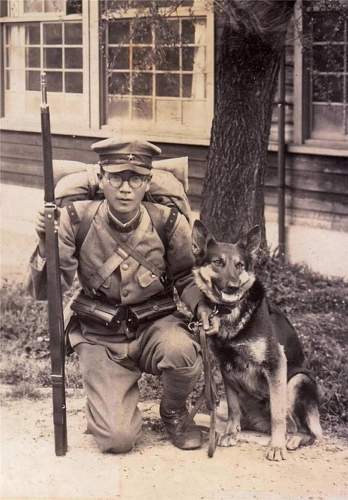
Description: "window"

(2, 0), (81, 16)
(101, 1), (213, 139)
(23, 22), (83, 93)
(304, 3), (348, 141)
(1, 0), (86, 128)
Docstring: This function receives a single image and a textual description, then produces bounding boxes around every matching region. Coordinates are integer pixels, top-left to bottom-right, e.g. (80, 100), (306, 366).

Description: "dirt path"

(1, 390), (347, 500)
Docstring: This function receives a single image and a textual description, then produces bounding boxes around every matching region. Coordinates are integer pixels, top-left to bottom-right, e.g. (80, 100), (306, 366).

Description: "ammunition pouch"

(70, 291), (177, 332)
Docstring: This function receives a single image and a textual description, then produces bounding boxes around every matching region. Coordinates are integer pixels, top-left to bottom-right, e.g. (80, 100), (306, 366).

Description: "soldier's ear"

(245, 225), (261, 256)
(144, 175), (152, 193)
(191, 220), (215, 262)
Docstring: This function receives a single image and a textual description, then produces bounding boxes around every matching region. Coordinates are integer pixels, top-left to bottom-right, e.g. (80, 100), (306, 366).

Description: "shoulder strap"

(66, 200), (103, 255)
(144, 202), (179, 249)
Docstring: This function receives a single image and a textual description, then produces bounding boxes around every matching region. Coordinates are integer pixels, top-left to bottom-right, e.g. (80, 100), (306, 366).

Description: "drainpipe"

(277, 49), (286, 261)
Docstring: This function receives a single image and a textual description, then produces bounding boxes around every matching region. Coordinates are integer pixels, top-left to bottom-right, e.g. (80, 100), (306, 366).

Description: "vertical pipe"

(278, 49), (286, 260)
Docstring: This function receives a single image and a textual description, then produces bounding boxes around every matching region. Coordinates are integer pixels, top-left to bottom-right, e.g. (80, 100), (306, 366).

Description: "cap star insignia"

(128, 154), (135, 161)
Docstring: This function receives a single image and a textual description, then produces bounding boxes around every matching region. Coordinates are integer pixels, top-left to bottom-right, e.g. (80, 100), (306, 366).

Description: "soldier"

(27, 138), (218, 453)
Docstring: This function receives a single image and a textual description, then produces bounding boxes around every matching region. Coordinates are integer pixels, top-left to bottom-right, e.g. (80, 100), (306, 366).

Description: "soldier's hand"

(35, 207), (61, 258)
(196, 301), (221, 336)
(35, 209), (46, 239)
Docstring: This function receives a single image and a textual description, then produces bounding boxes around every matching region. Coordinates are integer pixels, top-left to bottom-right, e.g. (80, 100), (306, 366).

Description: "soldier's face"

(101, 170), (150, 221)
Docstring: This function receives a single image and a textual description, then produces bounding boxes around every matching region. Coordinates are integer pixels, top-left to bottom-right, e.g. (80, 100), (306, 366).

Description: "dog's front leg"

(265, 349), (287, 461)
(218, 379), (241, 447)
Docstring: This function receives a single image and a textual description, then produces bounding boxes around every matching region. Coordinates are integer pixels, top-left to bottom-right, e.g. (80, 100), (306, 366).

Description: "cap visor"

(102, 163), (151, 175)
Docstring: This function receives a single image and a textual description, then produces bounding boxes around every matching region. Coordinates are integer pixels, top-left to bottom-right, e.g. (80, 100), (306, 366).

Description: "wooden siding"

(1, 130), (347, 230)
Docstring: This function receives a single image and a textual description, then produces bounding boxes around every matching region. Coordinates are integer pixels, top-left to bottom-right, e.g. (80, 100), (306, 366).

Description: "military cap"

(91, 137), (161, 175)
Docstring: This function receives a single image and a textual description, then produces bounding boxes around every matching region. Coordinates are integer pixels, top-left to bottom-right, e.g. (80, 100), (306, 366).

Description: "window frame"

(97, 1), (214, 143)
(0, 0), (90, 131)
(293, 0), (348, 146)
(0, 0), (214, 145)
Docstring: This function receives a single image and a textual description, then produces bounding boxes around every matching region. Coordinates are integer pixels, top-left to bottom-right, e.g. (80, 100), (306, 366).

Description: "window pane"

(65, 23), (83, 44)
(156, 20), (179, 45)
(182, 20), (195, 44)
(109, 47), (129, 70)
(132, 98), (152, 120)
(183, 73), (206, 98)
(109, 20), (130, 44)
(26, 24), (40, 45)
(156, 99), (180, 122)
(66, 0), (82, 14)
(108, 72), (130, 94)
(65, 72), (83, 93)
(43, 24), (62, 44)
(312, 104), (344, 137)
(24, 0), (43, 13)
(313, 75), (343, 103)
(65, 48), (83, 69)
(26, 70), (40, 90)
(313, 45), (344, 73)
(156, 74), (180, 97)
(108, 97), (129, 119)
(44, 48), (62, 68)
(26, 47), (41, 67)
(133, 47), (153, 70)
(46, 71), (63, 91)
(156, 47), (179, 71)
(44, 0), (65, 12)
(132, 20), (152, 44)
(311, 12), (344, 42)
(133, 73), (152, 95)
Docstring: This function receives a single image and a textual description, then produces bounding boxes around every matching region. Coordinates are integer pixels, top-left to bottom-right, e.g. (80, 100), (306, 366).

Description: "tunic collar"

(107, 206), (143, 233)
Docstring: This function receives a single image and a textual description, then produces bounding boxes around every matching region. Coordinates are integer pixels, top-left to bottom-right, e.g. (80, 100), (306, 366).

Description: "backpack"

(53, 157), (192, 251)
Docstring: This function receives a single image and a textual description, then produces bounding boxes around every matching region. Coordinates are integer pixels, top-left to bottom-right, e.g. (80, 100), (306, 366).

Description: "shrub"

(1, 256), (347, 437)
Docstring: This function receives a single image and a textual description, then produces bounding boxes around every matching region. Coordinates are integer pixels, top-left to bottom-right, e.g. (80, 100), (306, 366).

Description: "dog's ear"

(191, 220), (215, 262)
(245, 225), (261, 256)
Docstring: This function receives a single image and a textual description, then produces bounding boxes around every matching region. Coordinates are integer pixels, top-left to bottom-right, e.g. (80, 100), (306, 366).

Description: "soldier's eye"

(235, 262), (245, 270)
(212, 258), (225, 267)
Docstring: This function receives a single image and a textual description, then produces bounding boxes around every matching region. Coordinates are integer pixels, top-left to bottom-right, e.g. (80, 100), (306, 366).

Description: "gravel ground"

(1, 389), (348, 500)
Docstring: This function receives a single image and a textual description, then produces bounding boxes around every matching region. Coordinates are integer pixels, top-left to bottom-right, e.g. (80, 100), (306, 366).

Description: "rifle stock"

(40, 72), (67, 456)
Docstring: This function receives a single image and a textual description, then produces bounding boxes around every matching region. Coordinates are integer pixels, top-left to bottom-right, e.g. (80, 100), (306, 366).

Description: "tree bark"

(200, 0), (295, 244)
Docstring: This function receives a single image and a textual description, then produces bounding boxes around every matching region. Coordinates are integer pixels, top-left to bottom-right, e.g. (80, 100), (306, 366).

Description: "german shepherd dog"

(191, 220), (322, 461)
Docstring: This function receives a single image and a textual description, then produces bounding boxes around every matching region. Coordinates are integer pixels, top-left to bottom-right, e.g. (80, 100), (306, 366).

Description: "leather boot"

(160, 358), (203, 450)
(160, 400), (202, 450)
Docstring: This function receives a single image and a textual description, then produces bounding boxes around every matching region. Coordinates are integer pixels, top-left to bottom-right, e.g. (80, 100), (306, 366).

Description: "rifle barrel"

(41, 72), (55, 203)
(40, 71), (68, 456)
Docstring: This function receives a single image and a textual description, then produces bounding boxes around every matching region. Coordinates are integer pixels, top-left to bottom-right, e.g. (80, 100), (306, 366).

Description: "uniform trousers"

(73, 313), (202, 453)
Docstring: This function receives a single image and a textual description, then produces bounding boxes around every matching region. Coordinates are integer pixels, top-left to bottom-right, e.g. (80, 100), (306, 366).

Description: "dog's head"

(191, 220), (261, 306)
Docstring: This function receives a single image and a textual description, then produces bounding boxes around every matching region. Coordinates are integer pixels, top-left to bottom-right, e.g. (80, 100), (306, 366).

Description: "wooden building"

(0, 0), (347, 277)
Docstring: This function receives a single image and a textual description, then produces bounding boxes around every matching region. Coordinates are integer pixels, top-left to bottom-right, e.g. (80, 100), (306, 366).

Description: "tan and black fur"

(192, 220), (322, 461)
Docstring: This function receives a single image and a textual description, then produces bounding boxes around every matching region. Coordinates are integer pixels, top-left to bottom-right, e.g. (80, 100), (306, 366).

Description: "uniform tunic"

(26, 199), (203, 452)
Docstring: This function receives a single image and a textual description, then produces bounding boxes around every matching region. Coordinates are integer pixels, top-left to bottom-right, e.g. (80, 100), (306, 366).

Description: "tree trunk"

(200, 0), (295, 244)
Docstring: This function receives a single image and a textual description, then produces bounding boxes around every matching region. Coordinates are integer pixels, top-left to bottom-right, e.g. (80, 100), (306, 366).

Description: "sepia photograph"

(0, 0), (347, 498)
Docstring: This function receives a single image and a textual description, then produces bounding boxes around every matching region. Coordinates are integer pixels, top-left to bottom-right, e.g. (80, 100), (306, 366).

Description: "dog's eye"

(212, 258), (225, 267)
(235, 261), (245, 271)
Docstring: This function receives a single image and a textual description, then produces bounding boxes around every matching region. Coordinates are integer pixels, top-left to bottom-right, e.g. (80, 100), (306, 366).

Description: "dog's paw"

(286, 434), (315, 450)
(266, 446), (287, 461)
(217, 433), (238, 447)
(286, 435), (302, 451)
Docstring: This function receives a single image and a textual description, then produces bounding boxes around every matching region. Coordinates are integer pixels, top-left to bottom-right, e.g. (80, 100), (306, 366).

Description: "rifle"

(40, 72), (68, 456)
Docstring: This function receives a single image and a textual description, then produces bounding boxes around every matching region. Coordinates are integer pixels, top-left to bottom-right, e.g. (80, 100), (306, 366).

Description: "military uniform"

(27, 138), (204, 453)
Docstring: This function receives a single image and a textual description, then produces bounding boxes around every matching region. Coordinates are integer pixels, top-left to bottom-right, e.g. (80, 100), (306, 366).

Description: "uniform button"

(120, 234), (129, 242)
(122, 263), (129, 271)
(122, 289), (129, 297)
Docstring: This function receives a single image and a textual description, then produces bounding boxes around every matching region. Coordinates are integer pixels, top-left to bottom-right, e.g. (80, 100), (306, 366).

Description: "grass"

(1, 257), (347, 439)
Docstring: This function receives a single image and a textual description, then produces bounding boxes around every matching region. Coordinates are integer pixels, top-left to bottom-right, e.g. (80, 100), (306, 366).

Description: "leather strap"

(103, 222), (166, 283)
